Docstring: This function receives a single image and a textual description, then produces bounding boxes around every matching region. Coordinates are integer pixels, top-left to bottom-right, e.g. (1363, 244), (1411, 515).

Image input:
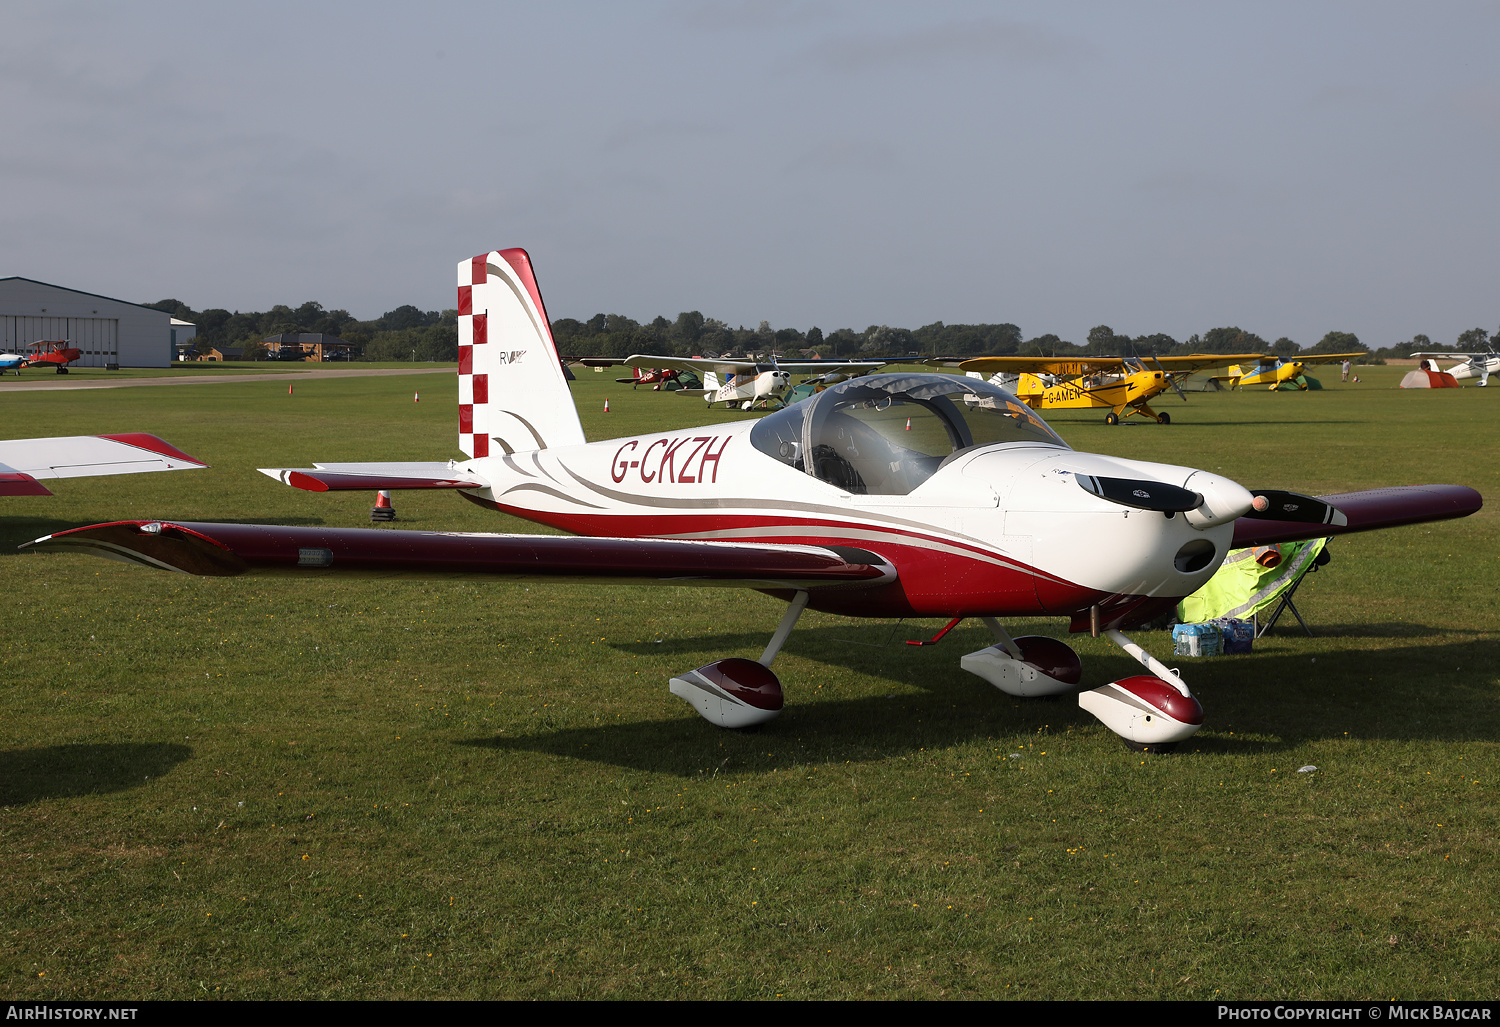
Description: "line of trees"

(146, 297), (1497, 364)
(145, 299), (458, 361)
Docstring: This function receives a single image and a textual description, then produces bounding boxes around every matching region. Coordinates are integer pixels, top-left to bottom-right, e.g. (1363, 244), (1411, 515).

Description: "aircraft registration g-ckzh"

(25, 250), (1482, 752)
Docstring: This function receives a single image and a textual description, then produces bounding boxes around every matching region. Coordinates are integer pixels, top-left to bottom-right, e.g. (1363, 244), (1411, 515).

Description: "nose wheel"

(1077, 630), (1204, 751)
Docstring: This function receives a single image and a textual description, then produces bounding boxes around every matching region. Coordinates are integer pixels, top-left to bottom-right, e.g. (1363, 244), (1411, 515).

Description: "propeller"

(1243, 490), (1348, 527)
(1148, 351), (1188, 402)
(1076, 474), (1203, 513)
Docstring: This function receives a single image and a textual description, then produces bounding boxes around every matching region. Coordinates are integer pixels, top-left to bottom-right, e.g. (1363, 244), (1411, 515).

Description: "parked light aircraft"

(612, 354), (888, 409)
(617, 365), (683, 390)
(24, 250), (1482, 752)
(1, 434), (206, 495)
(0, 352), (27, 374)
(578, 362), (697, 391)
(1408, 349), (1498, 387)
(938, 353), (1264, 425)
(1226, 353), (1364, 390)
(20, 340), (83, 374)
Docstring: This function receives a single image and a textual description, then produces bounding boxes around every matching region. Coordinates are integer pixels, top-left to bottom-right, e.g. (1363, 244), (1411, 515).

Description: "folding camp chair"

(1253, 545), (1332, 638)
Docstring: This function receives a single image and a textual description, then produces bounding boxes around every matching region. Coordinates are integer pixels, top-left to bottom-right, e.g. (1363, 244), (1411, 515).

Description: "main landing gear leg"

(1077, 628), (1204, 752)
(959, 617), (1083, 697)
(669, 591), (809, 728)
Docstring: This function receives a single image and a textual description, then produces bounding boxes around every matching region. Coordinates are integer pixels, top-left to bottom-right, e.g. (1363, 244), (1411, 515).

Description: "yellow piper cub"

(949, 353), (1264, 425)
(1225, 352), (1365, 390)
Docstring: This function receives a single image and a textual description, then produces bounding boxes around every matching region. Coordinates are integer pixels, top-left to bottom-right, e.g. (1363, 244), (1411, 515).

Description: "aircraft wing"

(0, 434), (206, 495)
(1143, 353), (1268, 373)
(952, 353), (1267, 377)
(953, 356), (1128, 376)
(259, 462), (484, 492)
(1293, 351), (1368, 367)
(21, 520), (897, 590)
(622, 354), (887, 377)
(1233, 484), (1481, 548)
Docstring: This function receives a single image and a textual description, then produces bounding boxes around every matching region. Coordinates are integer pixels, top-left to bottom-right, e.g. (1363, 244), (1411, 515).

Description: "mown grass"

(0, 361), (457, 382)
(1, 365), (1496, 999)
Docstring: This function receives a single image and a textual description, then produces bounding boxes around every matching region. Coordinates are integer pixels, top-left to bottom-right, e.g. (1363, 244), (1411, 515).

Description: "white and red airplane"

(24, 250), (1482, 752)
(1408, 348), (1498, 387)
(613, 354), (888, 409)
(1, 433), (206, 496)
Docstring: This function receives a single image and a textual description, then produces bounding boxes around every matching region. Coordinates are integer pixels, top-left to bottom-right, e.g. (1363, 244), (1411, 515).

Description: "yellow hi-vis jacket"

(1177, 537), (1330, 624)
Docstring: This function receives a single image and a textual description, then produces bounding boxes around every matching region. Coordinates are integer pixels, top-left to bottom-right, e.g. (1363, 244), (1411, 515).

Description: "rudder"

(457, 249), (585, 457)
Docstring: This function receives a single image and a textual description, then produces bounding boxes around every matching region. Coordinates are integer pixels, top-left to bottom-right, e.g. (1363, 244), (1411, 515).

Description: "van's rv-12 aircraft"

(935, 353), (1266, 425)
(25, 250), (1482, 752)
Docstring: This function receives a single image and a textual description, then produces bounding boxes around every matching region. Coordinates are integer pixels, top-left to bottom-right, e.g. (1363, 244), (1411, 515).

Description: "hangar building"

(0, 277), (173, 368)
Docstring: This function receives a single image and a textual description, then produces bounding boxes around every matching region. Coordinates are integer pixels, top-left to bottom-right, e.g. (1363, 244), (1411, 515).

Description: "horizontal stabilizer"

(259, 463), (484, 492)
(1232, 484), (1481, 547)
(22, 521), (898, 590)
(0, 434), (206, 480)
(0, 469), (53, 496)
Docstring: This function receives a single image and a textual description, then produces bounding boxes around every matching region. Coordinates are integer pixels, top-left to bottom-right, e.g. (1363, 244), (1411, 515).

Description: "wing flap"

(22, 521), (897, 589)
(1232, 484), (1481, 547)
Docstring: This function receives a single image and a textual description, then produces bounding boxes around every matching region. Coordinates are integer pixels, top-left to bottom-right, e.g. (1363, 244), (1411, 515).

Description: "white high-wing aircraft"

(25, 250), (1482, 752)
(1, 434), (206, 496)
(1409, 349), (1499, 387)
(616, 354), (888, 409)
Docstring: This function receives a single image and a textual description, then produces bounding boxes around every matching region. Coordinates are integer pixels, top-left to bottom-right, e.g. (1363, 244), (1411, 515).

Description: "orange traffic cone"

(604, 398), (610, 412)
(905, 417), (911, 431)
(288, 384), (294, 395)
(414, 392), (420, 403)
(370, 490), (396, 523)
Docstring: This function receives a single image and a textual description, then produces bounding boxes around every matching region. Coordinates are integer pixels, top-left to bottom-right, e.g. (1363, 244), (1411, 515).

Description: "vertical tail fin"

(457, 249), (585, 458)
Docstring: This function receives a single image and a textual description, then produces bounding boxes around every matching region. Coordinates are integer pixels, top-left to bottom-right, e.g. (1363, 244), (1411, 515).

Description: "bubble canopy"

(749, 373), (1069, 496)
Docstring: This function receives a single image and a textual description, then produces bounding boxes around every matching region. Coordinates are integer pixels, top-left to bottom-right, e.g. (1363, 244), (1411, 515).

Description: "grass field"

(0, 361), (457, 382)
(1, 365), (1496, 999)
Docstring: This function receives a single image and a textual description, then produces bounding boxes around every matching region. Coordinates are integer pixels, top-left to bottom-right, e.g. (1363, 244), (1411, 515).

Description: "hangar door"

(2, 317), (119, 367)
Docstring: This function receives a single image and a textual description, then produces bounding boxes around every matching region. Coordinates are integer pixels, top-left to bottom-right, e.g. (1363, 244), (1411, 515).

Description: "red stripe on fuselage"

(460, 494), (1104, 618)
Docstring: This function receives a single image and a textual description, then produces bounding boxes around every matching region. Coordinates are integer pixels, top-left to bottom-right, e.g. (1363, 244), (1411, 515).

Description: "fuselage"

(1231, 360), (1302, 388)
(1013, 369), (1172, 415)
(453, 415), (1240, 622)
(707, 368), (792, 408)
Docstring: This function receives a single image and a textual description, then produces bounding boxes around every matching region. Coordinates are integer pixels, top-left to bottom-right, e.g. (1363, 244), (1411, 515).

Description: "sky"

(2, 1), (1498, 348)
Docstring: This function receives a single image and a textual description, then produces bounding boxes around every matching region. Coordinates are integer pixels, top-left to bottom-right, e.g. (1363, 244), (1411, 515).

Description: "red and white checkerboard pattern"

(457, 250), (584, 459)
(457, 254), (488, 458)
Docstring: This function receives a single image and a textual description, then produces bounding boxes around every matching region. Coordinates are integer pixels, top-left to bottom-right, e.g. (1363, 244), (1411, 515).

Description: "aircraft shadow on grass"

(456, 631), (1500, 775)
(0, 518), (93, 555)
(1049, 419), (1364, 429)
(0, 742), (192, 805)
